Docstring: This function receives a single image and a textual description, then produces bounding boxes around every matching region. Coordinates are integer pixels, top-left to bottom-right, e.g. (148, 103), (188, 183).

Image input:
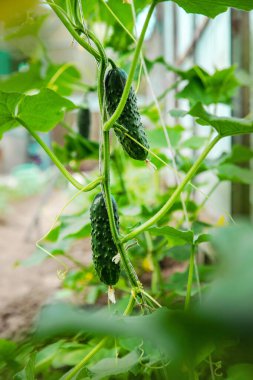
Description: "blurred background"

(0, 1), (252, 340)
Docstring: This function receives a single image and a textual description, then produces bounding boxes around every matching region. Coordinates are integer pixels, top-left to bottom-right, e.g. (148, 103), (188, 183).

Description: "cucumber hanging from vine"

(77, 105), (91, 139)
(90, 192), (120, 286)
(105, 67), (149, 161)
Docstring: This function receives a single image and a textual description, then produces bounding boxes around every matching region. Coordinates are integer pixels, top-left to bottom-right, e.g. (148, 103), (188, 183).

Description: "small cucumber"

(77, 106), (91, 139)
(90, 192), (120, 286)
(105, 67), (149, 161)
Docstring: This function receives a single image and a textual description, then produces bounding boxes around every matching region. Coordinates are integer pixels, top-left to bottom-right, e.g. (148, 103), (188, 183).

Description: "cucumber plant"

(1, 0), (253, 379)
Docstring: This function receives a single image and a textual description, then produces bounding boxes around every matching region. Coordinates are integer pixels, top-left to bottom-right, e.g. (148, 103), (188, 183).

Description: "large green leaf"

(158, 0), (253, 18)
(148, 226), (194, 245)
(145, 60), (239, 105)
(0, 89), (75, 137)
(177, 66), (239, 105)
(17, 89), (75, 132)
(0, 62), (82, 96)
(189, 103), (253, 137)
(220, 144), (253, 164)
(0, 92), (21, 137)
(88, 351), (139, 380)
(14, 352), (36, 380)
(78, 0), (150, 52)
(0, 63), (43, 93)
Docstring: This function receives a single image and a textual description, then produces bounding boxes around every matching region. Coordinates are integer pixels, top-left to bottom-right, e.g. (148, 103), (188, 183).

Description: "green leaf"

(0, 89), (75, 138)
(36, 342), (63, 372)
(217, 163), (253, 184)
(0, 339), (17, 361)
(62, 133), (99, 162)
(145, 56), (182, 75)
(14, 352), (36, 380)
(0, 62), (43, 93)
(177, 66), (239, 105)
(148, 226), (194, 245)
(88, 351), (140, 380)
(0, 62), (82, 96)
(189, 103), (253, 137)
(221, 144), (253, 164)
(226, 364), (253, 380)
(194, 233), (212, 245)
(205, 223), (253, 318)
(169, 109), (188, 118)
(157, 0), (253, 18)
(0, 91), (22, 137)
(18, 89), (76, 132)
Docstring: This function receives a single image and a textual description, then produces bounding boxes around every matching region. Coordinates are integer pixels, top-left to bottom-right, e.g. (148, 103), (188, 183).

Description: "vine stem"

(61, 293), (136, 380)
(184, 245), (195, 311)
(103, 131), (140, 289)
(17, 118), (102, 191)
(121, 135), (221, 243)
(47, 1), (101, 61)
(89, 28), (142, 291)
(103, 1), (156, 131)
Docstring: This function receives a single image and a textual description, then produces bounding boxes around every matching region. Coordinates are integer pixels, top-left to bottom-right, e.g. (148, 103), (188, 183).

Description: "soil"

(0, 190), (91, 339)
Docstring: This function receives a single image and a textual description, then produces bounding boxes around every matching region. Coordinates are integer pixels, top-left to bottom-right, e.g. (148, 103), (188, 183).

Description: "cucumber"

(77, 106), (90, 139)
(105, 67), (149, 161)
(90, 192), (120, 286)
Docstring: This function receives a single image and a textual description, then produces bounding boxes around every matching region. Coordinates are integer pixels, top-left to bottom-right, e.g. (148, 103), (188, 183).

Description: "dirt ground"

(0, 190), (90, 339)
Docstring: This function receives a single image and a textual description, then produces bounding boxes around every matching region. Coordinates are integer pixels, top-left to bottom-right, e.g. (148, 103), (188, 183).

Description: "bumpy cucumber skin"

(90, 192), (120, 286)
(77, 107), (90, 139)
(105, 68), (149, 161)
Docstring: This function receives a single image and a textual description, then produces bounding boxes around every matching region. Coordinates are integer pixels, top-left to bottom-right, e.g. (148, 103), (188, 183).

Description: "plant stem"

(184, 245), (195, 311)
(121, 135), (221, 243)
(102, 131), (140, 289)
(144, 232), (162, 294)
(62, 337), (107, 380)
(47, 1), (101, 61)
(123, 292), (136, 315)
(93, 42), (142, 292)
(18, 118), (101, 191)
(103, 1), (156, 131)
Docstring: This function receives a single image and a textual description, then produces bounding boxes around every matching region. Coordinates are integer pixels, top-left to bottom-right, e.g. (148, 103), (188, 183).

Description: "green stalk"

(92, 38), (141, 291)
(17, 118), (102, 191)
(103, 1), (156, 131)
(121, 135), (221, 243)
(47, 1), (101, 61)
(61, 294), (136, 380)
(184, 245), (195, 311)
(144, 232), (162, 294)
(123, 292), (136, 315)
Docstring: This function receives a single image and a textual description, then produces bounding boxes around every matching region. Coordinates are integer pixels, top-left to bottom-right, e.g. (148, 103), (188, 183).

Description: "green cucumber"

(90, 192), (120, 286)
(105, 67), (149, 161)
(77, 106), (90, 139)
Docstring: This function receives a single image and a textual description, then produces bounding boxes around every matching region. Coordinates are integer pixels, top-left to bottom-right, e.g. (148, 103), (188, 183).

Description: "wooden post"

(231, 10), (251, 216)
